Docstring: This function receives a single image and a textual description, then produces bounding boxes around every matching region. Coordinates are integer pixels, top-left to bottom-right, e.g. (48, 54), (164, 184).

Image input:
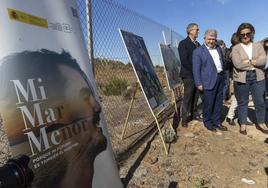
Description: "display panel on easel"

(159, 44), (181, 90)
(119, 29), (169, 113)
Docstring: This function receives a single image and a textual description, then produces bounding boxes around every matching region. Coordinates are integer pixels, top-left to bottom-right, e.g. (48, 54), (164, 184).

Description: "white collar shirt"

(205, 45), (223, 73)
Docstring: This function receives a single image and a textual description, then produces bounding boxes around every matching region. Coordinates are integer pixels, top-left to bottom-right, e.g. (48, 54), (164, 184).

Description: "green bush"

(192, 177), (211, 188)
(102, 76), (128, 96)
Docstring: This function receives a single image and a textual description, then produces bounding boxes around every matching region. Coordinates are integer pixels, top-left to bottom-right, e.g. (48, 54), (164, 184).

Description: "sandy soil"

(118, 111), (268, 188)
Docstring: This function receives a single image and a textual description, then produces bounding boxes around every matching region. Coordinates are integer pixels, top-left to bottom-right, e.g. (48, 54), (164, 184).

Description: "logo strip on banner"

(7, 8), (48, 28)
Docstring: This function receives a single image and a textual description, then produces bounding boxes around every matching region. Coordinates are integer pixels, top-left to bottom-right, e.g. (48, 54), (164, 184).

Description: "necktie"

(193, 41), (199, 47)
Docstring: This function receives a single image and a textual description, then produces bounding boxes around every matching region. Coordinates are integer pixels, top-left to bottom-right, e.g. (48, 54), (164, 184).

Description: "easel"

(171, 88), (178, 119)
(172, 80), (184, 113)
(119, 29), (173, 155)
(121, 81), (169, 155)
(161, 30), (181, 131)
(121, 82), (138, 141)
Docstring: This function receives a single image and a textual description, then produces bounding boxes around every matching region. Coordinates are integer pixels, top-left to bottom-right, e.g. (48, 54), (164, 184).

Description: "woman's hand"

(250, 59), (257, 66)
(242, 59), (256, 66)
(242, 59), (250, 64)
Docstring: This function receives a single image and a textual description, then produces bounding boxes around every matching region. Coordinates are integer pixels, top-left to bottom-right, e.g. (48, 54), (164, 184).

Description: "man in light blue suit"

(192, 29), (228, 132)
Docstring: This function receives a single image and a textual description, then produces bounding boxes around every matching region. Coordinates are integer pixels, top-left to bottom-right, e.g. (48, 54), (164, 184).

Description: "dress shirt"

(190, 37), (199, 47)
(205, 45), (223, 73)
(193, 40), (199, 47)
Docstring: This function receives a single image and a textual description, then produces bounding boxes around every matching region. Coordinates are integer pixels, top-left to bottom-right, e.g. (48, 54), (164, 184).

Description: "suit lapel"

(187, 36), (199, 49)
(202, 44), (214, 63)
(201, 44), (223, 69)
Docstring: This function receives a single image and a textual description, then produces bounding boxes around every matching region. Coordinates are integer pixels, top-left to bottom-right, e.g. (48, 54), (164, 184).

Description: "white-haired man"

(192, 29), (228, 132)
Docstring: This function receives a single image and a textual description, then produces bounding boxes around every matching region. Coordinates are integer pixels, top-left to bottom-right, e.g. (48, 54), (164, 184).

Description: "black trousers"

(181, 78), (202, 123)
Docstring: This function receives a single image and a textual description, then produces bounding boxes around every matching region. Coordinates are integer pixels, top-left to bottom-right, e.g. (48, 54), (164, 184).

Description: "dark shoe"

(239, 124), (247, 135)
(181, 123), (188, 128)
(246, 120), (253, 126)
(216, 124), (228, 131)
(256, 123), (268, 134)
(239, 129), (247, 135)
(226, 117), (235, 126)
(205, 125), (217, 132)
(194, 115), (203, 122)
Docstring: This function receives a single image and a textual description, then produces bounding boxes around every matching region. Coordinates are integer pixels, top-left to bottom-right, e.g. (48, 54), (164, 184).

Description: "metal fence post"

(86, 0), (95, 77)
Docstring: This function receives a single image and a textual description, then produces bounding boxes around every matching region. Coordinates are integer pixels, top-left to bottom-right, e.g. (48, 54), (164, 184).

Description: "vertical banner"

(159, 44), (181, 90)
(119, 29), (169, 113)
(0, 1), (122, 188)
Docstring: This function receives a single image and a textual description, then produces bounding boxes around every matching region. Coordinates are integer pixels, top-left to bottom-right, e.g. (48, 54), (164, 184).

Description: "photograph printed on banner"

(0, 1), (122, 188)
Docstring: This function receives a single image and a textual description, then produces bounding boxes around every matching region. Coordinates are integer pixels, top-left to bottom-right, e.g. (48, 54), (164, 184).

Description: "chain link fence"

(0, 117), (11, 166)
(0, 0), (184, 165)
(76, 0), (184, 157)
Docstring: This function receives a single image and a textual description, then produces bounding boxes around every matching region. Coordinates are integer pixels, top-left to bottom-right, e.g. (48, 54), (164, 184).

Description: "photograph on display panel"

(0, 1), (122, 188)
(119, 29), (168, 112)
(159, 44), (181, 90)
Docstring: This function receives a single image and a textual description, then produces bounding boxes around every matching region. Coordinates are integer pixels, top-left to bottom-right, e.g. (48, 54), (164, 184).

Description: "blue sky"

(114, 0), (268, 47)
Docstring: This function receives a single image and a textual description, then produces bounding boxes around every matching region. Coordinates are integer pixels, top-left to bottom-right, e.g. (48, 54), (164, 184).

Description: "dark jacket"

(178, 36), (200, 78)
(221, 47), (232, 71)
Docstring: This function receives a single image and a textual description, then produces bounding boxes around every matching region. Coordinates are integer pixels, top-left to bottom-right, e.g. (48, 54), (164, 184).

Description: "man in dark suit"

(178, 23), (202, 128)
(192, 29), (228, 132)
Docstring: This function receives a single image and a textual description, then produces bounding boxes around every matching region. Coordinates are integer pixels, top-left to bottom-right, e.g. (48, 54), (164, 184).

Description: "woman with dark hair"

(226, 33), (254, 126)
(232, 23), (267, 135)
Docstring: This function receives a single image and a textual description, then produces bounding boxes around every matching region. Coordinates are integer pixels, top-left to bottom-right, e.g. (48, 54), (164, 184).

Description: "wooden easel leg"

(121, 83), (138, 140)
(178, 84), (183, 99)
(153, 115), (168, 155)
(172, 89), (178, 115)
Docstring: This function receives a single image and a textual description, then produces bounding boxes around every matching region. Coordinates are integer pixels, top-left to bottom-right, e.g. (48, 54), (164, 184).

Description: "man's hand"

(197, 85), (203, 91)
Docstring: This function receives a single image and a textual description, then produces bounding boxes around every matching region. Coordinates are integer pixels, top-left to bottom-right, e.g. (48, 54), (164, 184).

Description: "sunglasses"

(240, 32), (251, 37)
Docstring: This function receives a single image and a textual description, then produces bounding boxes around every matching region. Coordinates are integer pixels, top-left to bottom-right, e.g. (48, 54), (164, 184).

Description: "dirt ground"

(118, 107), (268, 188)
